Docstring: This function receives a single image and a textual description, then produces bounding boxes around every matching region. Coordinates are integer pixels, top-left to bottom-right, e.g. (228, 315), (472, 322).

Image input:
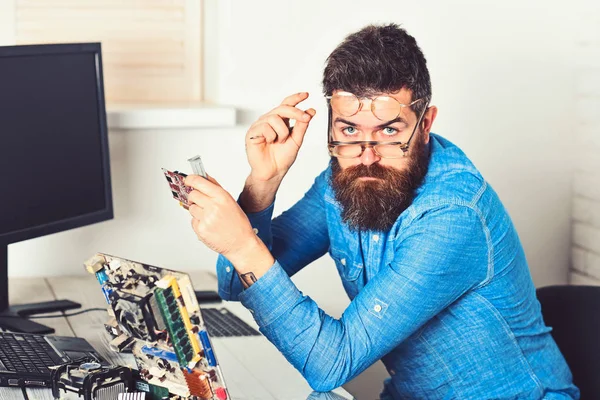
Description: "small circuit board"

(162, 169), (193, 210)
(162, 155), (207, 210)
(85, 253), (229, 400)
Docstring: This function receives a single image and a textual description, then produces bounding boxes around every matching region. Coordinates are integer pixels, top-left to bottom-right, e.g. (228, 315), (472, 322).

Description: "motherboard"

(85, 253), (229, 400)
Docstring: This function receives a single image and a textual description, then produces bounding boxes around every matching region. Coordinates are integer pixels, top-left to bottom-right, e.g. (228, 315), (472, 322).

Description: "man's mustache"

(343, 163), (395, 180)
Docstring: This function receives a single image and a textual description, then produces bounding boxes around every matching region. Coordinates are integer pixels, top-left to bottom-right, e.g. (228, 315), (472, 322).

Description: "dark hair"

(323, 23), (431, 116)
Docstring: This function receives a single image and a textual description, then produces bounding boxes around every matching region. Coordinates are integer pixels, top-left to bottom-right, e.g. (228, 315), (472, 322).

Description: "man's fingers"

(250, 123), (277, 143)
(188, 189), (210, 208)
(265, 105), (311, 123)
(290, 108), (316, 147)
(265, 114), (292, 142)
(245, 93), (313, 148)
(184, 174), (223, 198)
(189, 204), (203, 221)
(280, 92), (309, 107)
(247, 118), (279, 142)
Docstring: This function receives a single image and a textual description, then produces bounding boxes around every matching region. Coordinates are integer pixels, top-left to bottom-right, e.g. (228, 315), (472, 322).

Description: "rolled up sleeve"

(238, 261), (303, 326)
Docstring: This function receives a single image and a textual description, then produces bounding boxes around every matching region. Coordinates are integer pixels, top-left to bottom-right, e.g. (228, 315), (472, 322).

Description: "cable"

(28, 307), (107, 319)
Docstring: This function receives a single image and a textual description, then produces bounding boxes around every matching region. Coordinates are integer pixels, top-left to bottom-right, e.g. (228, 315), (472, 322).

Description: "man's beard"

(330, 132), (430, 232)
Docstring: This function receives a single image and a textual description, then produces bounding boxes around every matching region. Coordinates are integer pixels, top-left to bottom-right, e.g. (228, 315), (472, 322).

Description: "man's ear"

(421, 106), (438, 144)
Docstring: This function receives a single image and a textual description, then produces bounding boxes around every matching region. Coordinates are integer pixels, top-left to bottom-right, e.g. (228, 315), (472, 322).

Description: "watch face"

(239, 271), (257, 289)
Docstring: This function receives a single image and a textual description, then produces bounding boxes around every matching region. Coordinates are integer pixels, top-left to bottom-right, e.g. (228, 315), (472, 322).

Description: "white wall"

(570, 3), (600, 285)
(7, 1), (592, 398)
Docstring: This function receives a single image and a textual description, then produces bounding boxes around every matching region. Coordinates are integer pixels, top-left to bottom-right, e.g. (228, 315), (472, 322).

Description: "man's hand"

(241, 92), (316, 212)
(246, 92), (316, 182)
(185, 174), (274, 275)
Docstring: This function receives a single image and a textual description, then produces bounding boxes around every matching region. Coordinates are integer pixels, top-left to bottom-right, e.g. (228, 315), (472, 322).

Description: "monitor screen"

(0, 43), (113, 243)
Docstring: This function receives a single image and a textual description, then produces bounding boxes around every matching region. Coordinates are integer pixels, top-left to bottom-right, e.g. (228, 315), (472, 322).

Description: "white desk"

(1, 273), (354, 400)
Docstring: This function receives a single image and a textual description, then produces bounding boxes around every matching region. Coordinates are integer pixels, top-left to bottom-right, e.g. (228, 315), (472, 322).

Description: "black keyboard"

(202, 308), (260, 337)
(0, 332), (61, 375)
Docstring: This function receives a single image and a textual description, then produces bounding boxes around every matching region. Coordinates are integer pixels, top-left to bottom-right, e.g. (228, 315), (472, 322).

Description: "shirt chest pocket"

(330, 248), (364, 282)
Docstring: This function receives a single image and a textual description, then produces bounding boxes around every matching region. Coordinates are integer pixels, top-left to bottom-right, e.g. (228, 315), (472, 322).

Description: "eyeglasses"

(325, 91), (427, 121)
(327, 96), (430, 158)
(328, 140), (411, 159)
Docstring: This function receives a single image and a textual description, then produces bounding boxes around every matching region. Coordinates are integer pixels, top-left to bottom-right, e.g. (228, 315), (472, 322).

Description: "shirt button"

(341, 258), (346, 266)
(253, 228), (259, 234)
(390, 369), (396, 375)
(372, 234), (380, 242)
(225, 266), (231, 273)
(374, 304), (382, 313)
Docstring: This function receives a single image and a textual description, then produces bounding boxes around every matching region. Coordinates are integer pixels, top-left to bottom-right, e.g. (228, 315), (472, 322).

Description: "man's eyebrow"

(333, 117), (408, 129)
(374, 117), (408, 129)
(333, 118), (358, 127)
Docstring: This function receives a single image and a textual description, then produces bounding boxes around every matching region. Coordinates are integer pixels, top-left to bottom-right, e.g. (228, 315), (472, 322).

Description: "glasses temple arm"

(403, 102), (430, 151)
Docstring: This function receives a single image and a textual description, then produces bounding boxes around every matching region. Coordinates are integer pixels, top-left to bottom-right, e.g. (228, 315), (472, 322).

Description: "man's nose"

(360, 146), (381, 166)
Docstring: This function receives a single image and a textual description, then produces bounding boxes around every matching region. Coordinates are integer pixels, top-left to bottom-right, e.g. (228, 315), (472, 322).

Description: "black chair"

(536, 285), (600, 399)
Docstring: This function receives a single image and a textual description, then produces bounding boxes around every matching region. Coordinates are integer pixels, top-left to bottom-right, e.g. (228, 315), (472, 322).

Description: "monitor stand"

(0, 244), (81, 334)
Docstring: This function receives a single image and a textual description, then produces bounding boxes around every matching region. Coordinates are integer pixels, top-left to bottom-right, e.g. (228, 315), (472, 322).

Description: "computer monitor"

(0, 43), (113, 334)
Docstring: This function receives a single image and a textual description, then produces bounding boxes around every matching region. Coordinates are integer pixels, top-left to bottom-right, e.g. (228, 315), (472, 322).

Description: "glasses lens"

(372, 96), (401, 121)
(331, 144), (363, 158)
(331, 93), (360, 117)
(374, 143), (406, 158)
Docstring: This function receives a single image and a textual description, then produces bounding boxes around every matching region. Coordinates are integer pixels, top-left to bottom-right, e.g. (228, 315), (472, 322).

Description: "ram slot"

(154, 276), (202, 368)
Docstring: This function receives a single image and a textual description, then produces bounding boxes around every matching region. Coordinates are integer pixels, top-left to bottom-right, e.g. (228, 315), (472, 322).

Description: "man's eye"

(382, 127), (398, 135)
(342, 126), (357, 135)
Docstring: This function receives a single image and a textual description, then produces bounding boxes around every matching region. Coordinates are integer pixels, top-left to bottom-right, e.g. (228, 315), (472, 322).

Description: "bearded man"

(183, 24), (579, 399)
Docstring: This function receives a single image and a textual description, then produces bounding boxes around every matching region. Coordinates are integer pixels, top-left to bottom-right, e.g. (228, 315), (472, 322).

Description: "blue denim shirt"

(216, 133), (579, 399)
